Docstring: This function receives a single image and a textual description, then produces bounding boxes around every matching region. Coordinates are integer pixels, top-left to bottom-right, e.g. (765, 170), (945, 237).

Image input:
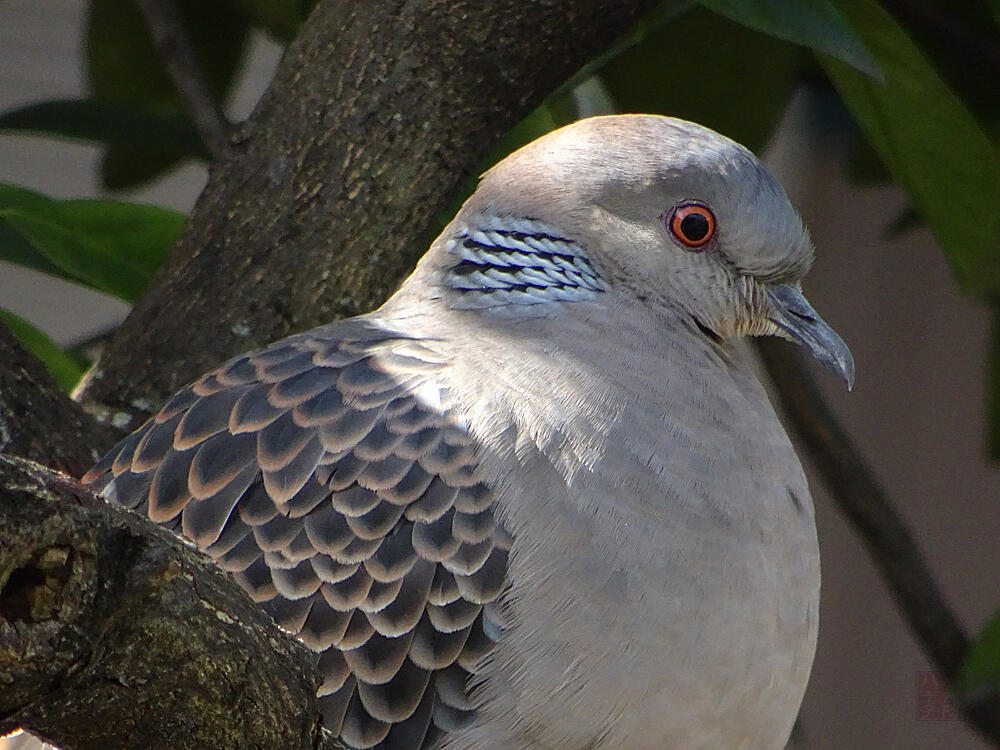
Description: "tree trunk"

(0, 455), (345, 750)
(75, 0), (663, 429)
(0, 324), (121, 475)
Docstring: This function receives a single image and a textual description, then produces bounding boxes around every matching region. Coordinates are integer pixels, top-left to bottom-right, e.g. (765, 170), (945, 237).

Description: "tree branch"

(134, 0), (231, 159)
(76, 0), (664, 428)
(0, 323), (122, 476)
(0, 455), (346, 750)
(757, 338), (1000, 744)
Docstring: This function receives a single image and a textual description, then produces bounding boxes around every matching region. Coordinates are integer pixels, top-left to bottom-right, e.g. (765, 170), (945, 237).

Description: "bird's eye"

(666, 202), (716, 250)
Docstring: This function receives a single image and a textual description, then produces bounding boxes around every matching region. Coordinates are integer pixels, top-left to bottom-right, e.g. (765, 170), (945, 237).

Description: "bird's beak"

(767, 284), (855, 390)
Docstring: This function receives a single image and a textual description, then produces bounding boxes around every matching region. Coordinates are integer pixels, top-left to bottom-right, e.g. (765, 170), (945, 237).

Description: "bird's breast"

(440, 331), (819, 750)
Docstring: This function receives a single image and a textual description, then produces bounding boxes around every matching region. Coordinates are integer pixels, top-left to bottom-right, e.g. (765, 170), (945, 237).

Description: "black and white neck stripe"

(445, 217), (608, 308)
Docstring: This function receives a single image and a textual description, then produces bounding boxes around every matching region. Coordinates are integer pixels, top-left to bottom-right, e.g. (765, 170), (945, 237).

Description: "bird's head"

(423, 114), (854, 388)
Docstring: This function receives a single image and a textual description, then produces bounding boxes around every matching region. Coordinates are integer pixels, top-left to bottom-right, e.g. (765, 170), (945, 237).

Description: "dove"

(83, 114), (853, 750)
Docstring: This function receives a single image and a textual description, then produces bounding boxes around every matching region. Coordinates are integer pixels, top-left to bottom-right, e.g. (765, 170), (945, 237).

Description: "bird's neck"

(439, 215), (609, 309)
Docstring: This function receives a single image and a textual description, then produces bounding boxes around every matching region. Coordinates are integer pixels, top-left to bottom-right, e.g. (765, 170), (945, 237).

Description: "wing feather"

(131, 413), (182, 472)
(181, 461), (258, 546)
(148, 448), (194, 523)
(231, 386), (285, 433)
(215, 531), (261, 572)
(175, 385), (250, 450)
(82, 321), (511, 750)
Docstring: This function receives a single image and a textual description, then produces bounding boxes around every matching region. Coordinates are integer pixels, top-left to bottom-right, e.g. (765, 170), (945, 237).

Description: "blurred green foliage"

(0, 309), (87, 391)
(86, 0), (250, 187)
(0, 184), (183, 302)
(959, 609), (1000, 703)
(823, 0), (1000, 294)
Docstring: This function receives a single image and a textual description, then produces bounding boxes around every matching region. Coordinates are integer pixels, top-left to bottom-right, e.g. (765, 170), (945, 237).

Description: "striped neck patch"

(444, 217), (608, 308)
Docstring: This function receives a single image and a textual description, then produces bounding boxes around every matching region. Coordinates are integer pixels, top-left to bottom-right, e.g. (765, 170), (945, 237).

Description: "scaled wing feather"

(82, 319), (510, 750)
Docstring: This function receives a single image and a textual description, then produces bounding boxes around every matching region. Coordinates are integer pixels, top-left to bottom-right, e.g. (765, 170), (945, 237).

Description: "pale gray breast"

(426, 315), (819, 750)
(83, 318), (513, 750)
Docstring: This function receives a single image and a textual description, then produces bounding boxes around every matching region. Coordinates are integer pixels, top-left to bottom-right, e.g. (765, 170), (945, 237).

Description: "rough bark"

(75, 0), (663, 428)
(0, 324), (122, 476)
(0, 455), (346, 750)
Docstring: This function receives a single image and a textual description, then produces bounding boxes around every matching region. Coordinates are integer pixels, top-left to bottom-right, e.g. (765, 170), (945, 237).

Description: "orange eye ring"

(668, 202), (716, 249)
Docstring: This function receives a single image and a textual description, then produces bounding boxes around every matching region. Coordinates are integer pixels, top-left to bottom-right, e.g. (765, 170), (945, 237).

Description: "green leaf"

(99, 143), (194, 192)
(0, 309), (86, 392)
(87, 0), (247, 104)
(86, 0), (249, 188)
(858, 1), (1000, 151)
(549, 0), (696, 101)
(846, 129), (892, 185)
(0, 222), (69, 280)
(0, 99), (208, 160)
(1, 213), (149, 303)
(599, 7), (799, 153)
(821, 0), (1000, 294)
(0, 183), (184, 302)
(958, 609), (1000, 703)
(700, 0), (881, 78)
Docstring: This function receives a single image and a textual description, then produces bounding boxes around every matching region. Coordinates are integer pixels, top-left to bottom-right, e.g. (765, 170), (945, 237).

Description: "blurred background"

(1, 1), (999, 748)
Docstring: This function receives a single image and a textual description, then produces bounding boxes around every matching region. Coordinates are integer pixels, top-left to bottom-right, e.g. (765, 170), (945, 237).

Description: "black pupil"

(680, 212), (710, 242)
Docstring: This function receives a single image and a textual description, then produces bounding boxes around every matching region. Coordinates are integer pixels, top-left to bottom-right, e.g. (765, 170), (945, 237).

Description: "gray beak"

(767, 284), (855, 390)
